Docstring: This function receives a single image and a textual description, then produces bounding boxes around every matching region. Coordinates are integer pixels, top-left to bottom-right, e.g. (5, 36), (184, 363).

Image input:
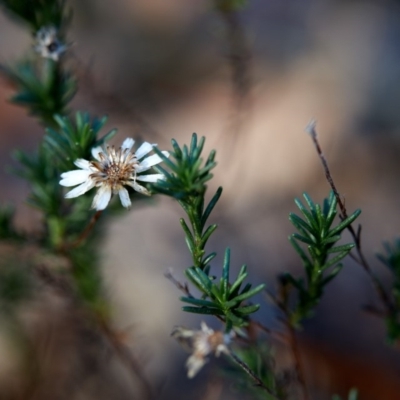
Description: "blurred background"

(1, 0), (400, 399)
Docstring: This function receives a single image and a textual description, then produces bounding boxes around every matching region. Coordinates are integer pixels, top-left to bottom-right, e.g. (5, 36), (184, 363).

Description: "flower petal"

(118, 187), (131, 208)
(91, 185), (112, 210)
(60, 170), (91, 187)
(74, 158), (91, 169)
(136, 151), (169, 172)
(127, 181), (151, 196)
(136, 173), (164, 183)
(186, 355), (207, 379)
(91, 146), (104, 161)
(64, 179), (95, 198)
(135, 142), (154, 160)
(121, 138), (135, 151)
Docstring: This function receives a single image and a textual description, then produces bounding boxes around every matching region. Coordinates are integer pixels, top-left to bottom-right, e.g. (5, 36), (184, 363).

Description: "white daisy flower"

(34, 26), (67, 61)
(172, 322), (231, 378)
(60, 138), (168, 211)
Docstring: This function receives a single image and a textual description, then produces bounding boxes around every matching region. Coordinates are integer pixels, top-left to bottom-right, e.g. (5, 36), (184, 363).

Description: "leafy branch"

(283, 191), (360, 327)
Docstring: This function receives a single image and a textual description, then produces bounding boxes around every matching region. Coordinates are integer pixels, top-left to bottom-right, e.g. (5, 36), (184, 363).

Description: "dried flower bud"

(34, 26), (67, 61)
(172, 322), (231, 378)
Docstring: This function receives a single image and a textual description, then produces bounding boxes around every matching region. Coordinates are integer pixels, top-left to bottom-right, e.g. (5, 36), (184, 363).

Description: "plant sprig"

(182, 248), (265, 331)
(0, 59), (76, 126)
(377, 239), (400, 343)
(283, 191), (360, 327)
(154, 134), (264, 331)
(153, 133), (219, 270)
(44, 112), (117, 171)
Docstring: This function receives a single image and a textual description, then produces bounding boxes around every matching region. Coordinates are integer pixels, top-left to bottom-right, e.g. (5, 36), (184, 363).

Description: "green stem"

(183, 197), (206, 269)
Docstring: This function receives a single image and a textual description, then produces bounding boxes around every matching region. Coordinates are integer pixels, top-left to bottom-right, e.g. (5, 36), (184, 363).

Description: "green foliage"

(153, 133), (216, 200)
(377, 239), (400, 343)
(0, 262), (32, 307)
(0, 205), (21, 240)
(332, 388), (358, 400)
(223, 343), (284, 400)
(182, 248), (265, 331)
(14, 145), (63, 217)
(14, 154), (101, 250)
(44, 112), (117, 171)
(0, 0), (68, 31)
(284, 192), (361, 327)
(153, 133), (219, 269)
(154, 134), (264, 331)
(0, 60), (76, 125)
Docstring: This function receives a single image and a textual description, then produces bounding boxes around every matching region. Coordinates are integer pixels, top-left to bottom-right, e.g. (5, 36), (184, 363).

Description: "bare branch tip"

(305, 119), (317, 138)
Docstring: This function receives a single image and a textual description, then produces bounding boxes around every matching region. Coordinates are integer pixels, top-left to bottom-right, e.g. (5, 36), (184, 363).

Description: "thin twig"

(251, 320), (288, 344)
(102, 323), (154, 400)
(285, 319), (309, 400)
(164, 269), (194, 298)
(227, 348), (279, 399)
(265, 288), (309, 399)
(68, 210), (103, 249)
(306, 120), (393, 313)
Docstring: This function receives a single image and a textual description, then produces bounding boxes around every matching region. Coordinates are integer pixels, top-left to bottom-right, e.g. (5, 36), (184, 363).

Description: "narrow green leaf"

(233, 283), (265, 303)
(329, 209), (362, 236)
(308, 246), (322, 264)
(285, 274), (306, 292)
(201, 187), (222, 227)
(200, 224), (218, 247)
(321, 264), (343, 285)
(197, 161), (217, 177)
(303, 193), (317, 217)
(171, 138), (182, 159)
(180, 218), (195, 254)
(211, 284), (223, 303)
(323, 234), (341, 245)
(289, 213), (313, 236)
(289, 236), (313, 275)
(292, 233), (316, 246)
(153, 164), (172, 179)
(189, 132), (198, 157)
(182, 144), (189, 163)
(182, 306), (224, 316)
(325, 192), (337, 226)
(226, 310), (246, 326)
(185, 268), (212, 296)
(178, 200), (191, 216)
(314, 203), (323, 230)
(221, 248), (230, 300)
(327, 243), (355, 254)
(98, 128), (117, 144)
(153, 146), (179, 171)
(192, 136), (205, 161)
(294, 198), (319, 231)
(180, 297), (218, 308)
(229, 265), (247, 297)
(204, 149), (216, 167)
(324, 251), (352, 269)
(194, 267), (215, 291)
(234, 304), (260, 315)
(224, 298), (240, 308)
(203, 265), (211, 275)
(203, 252), (217, 266)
